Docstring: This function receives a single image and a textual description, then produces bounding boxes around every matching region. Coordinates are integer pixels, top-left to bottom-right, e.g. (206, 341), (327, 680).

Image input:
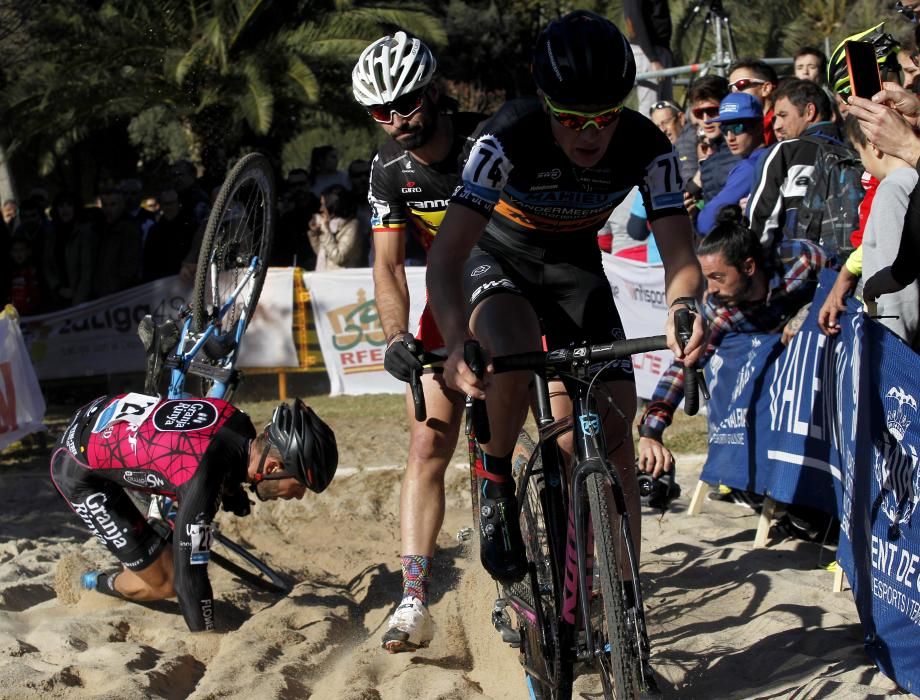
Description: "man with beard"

(351, 32), (485, 653)
(637, 207), (829, 476)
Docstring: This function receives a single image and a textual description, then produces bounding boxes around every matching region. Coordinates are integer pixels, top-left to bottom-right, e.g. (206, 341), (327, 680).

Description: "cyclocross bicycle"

(140, 152), (288, 594)
(412, 310), (699, 699)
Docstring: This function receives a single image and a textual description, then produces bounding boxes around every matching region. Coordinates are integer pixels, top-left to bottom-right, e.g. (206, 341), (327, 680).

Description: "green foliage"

(2, 0), (915, 188)
(0, 0), (440, 177)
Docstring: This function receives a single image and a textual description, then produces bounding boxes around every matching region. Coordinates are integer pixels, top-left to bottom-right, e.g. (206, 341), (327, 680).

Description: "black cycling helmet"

(532, 10), (636, 107)
(828, 23), (900, 96)
(263, 399), (338, 493)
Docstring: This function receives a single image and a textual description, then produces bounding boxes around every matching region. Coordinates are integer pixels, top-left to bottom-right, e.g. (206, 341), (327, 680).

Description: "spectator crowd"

(1, 146), (375, 315)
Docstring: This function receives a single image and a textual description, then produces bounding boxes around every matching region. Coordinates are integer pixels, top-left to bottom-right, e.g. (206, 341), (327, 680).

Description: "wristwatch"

(669, 296), (698, 313)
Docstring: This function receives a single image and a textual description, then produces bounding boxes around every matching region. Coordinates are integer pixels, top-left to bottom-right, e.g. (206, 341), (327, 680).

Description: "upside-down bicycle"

(140, 152), (288, 594)
(411, 310), (699, 699)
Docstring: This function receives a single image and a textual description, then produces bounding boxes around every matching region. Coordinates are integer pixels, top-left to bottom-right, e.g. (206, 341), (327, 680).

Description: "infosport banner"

(700, 271), (848, 514)
(0, 306), (46, 449)
(20, 268), (297, 380)
(602, 253), (672, 399)
(305, 268), (426, 396)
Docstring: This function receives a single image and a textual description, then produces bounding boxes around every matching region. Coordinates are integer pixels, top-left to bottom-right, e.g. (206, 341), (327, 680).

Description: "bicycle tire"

(586, 471), (642, 700)
(211, 531), (291, 595)
(510, 430), (573, 700)
(191, 152), (275, 365)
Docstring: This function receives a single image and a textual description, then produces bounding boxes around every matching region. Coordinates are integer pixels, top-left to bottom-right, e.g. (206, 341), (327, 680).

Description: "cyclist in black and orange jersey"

(427, 14), (704, 685)
(51, 393), (337, 632)
(351, 32), (486, 653)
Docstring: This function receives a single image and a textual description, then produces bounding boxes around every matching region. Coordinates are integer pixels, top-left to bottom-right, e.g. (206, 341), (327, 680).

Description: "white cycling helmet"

(352, 31), (437, 107)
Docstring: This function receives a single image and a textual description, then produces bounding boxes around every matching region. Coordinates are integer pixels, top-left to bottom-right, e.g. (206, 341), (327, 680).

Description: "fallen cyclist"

(51, 393), (337, 631)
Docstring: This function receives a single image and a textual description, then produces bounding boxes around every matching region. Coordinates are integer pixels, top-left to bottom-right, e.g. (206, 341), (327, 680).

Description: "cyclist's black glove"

(384, 332), (423, 383)
(221, 483), (252, 517)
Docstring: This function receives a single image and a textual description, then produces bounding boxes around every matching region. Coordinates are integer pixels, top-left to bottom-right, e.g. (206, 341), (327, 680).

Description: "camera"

(636, 465), (680, 509)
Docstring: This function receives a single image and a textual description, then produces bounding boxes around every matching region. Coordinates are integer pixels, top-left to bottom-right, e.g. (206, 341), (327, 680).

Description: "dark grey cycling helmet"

(532, 10), (636, 107)
(264, 399), (338, 493)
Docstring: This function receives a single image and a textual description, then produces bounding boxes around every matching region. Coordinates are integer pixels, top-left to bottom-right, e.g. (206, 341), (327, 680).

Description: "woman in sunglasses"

(426, 14), (704, 692)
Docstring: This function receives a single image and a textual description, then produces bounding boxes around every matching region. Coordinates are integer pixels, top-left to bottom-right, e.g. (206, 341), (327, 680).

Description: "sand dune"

(0, 440), (905, 699)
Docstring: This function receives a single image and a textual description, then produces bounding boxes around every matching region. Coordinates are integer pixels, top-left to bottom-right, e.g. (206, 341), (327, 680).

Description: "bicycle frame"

(523, 366), (650, 669)
(167, 256), (259, 400)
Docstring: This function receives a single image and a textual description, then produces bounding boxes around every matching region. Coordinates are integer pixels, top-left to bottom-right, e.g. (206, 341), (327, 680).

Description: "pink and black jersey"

(52, 393), (256, 632)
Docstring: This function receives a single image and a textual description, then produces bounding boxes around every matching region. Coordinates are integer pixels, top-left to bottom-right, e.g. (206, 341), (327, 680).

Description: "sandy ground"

(0, 410), (910, 700)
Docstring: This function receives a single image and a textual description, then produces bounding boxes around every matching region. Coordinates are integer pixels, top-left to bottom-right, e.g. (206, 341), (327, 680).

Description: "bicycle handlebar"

(674, 308), (699, 416)
(407, 317), (704, 429)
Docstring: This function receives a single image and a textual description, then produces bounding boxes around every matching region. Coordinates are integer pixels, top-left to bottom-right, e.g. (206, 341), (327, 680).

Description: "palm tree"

(0, 0), (444, 175)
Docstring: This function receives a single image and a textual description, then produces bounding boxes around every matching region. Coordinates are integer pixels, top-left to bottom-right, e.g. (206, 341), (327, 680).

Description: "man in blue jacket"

(697, 93), (769, 235)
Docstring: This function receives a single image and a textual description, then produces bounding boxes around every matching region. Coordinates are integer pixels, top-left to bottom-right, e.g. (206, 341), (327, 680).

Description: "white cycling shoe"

(381, 596), (435, 653)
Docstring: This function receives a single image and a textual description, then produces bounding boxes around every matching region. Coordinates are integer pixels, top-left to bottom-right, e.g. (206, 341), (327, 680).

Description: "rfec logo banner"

(305, 268), (426, 396)
(307, 257), (672, 398)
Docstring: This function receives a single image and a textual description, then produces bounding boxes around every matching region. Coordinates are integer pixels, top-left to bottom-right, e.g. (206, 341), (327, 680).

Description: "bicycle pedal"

(456, 526), (473, 542)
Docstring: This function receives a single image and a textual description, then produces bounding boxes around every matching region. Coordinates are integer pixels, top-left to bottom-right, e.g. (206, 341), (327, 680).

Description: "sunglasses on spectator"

(691, 105), (720, 120)
(896, 0), (920, 22)
(367, 88), (427, 124)
(719, 122), (751, 136)
(650, 99), (681, 114)
(729, 78), (767, 92)
(543, 95), (622, 131)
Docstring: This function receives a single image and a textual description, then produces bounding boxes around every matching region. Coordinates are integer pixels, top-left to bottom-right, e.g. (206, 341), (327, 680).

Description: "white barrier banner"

(0, 306), (46, 449)
(20, 268), (297, 380)
(601, 253), (673, 399)
(307, 260), (671, 399)
(305, 268), (426, 396)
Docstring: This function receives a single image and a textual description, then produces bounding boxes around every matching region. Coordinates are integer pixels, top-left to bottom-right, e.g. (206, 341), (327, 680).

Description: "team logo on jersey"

(537, 168), (562, 180)
(123, 470), (166, 490)
(153, 400), (218, 432)
(401, 180), (423, 194)
(471, 265), (491, 276)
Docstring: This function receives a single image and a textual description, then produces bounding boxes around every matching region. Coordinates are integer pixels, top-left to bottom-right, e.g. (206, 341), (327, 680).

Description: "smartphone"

(846, 40), (882, 98)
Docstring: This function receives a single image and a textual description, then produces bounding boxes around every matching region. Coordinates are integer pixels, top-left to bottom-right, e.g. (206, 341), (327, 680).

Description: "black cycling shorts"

(462, 235), (634, 383)
(50, 446), (167, 572)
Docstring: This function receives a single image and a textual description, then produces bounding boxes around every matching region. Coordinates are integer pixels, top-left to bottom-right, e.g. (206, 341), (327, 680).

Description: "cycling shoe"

(478, 484), (527, 584)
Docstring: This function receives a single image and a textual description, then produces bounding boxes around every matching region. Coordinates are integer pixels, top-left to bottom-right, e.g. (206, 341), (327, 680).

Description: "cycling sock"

(400, 554), (432, 605)
(479, 451), (514, 499)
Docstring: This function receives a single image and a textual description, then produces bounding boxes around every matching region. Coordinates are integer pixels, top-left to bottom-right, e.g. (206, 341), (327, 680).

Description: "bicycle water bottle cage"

(203, 332), (237, 360)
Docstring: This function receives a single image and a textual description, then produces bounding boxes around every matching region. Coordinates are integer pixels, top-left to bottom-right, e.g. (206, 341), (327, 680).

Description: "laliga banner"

(0, 306), (46, 450)
(305, 268), (426, 396)
(20, 268), (298, 380)
(308, 259), (671, 398)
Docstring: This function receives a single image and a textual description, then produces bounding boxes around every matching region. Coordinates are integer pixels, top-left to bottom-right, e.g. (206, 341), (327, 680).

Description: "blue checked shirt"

(640, 239), (829, 438)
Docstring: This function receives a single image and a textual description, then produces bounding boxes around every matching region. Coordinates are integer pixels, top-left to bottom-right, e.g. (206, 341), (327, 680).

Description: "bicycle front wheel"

(192, 152), (275, 337)
(586, 471), (642, 699)
(509, 430), (573, 700)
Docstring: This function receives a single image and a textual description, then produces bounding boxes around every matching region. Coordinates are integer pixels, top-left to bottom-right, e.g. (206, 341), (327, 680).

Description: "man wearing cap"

(697, 93), (768, 235)
(747, 78), (839, 251)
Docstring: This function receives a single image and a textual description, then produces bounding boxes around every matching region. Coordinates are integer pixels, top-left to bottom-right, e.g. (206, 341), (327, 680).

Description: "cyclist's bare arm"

(426, 204), (490, 398)
(651, 214), (705, 365)
(373, 227), (412, 338)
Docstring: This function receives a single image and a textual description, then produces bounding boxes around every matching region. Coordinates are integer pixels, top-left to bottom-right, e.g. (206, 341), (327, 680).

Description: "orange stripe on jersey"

(373, 223), (406, 234)
(494, 199), (612, 233)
